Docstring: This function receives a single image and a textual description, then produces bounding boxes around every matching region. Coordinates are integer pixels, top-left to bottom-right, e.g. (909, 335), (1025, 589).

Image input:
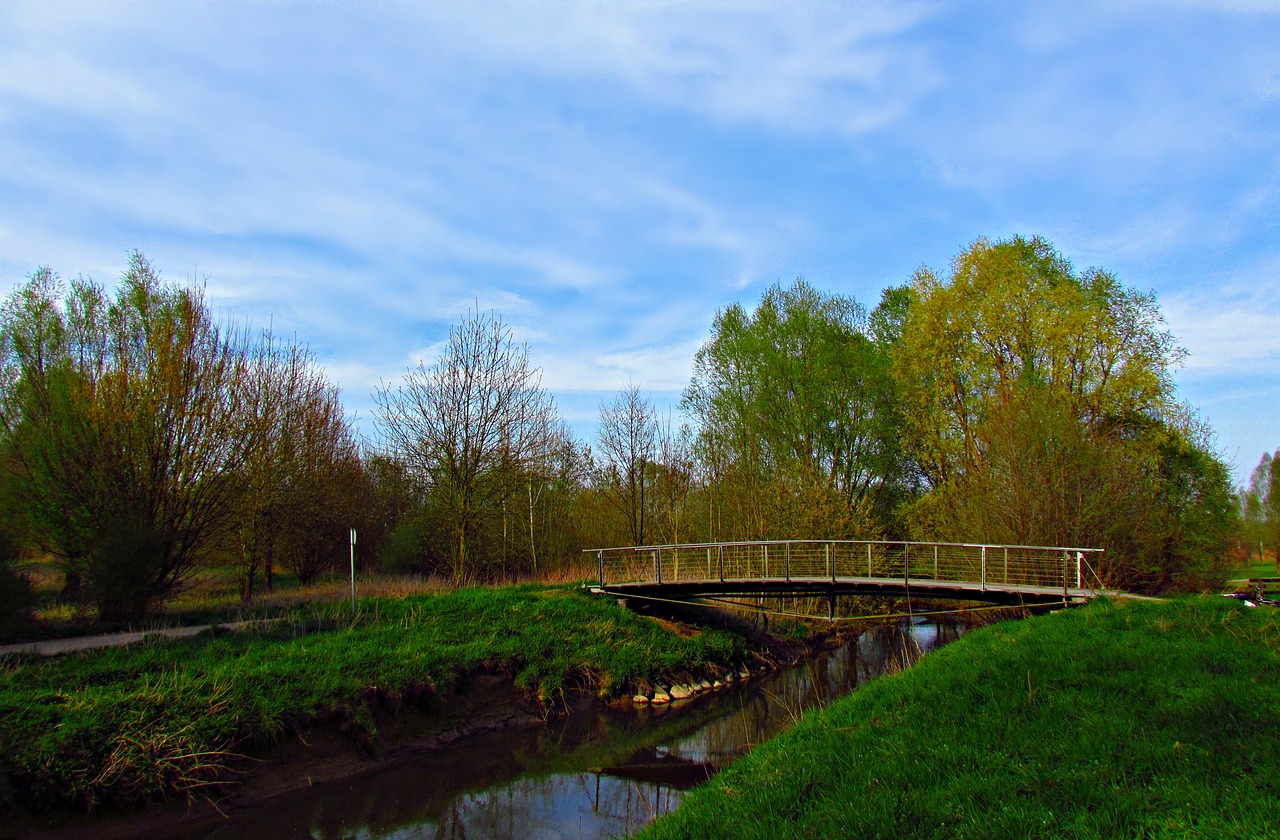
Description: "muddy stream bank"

(20, 617), (966, 840)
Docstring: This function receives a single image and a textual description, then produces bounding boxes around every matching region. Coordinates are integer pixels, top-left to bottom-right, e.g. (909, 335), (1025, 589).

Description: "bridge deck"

(592, 576), (1106, 606)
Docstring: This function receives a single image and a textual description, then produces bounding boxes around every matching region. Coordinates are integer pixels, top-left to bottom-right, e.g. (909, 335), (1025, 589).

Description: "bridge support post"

(1076, 551), (1083, 590)
(867, 543), (872, 577)
(719, 544), (724, 583)
(828, 591), (836, 621)
(656, 548), (662, 585)
(598, 550), (604, 588)
(785, 542), (791, 583)
(981, 546), (987, 591)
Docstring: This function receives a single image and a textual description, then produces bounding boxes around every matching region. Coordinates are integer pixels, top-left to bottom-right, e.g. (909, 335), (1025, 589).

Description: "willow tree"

(374, 310), (558, 582)
(0, 254), (261, 620)
(895, 235), (1235, 592)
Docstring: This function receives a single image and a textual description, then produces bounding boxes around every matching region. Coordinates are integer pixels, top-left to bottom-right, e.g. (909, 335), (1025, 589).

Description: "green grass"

(1233, 560), (1279, 581)
(642, 596), (1280, 839)
(0, 585), (750, 812)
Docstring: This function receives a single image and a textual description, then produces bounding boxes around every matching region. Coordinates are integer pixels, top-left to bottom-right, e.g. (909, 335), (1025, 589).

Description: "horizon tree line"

(0, 236), (1255, 623)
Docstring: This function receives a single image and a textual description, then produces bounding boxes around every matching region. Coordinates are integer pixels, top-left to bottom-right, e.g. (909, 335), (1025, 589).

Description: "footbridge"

(586, 539), (1112, 613)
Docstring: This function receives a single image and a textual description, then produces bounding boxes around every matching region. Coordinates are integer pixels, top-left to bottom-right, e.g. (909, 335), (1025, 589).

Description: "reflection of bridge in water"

(587, 539), (1113, 613)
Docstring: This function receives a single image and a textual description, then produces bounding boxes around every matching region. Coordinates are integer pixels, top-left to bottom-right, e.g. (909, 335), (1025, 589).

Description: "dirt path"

(0, 619), (277, 657)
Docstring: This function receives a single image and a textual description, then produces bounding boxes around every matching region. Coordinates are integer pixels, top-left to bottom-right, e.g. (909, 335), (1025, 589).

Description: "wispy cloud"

(1, 0), (1278, 479)
(1163, 269), (1280, 374)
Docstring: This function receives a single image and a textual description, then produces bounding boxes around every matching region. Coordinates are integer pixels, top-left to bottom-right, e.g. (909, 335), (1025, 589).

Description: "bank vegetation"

(0, 585), (754, 813)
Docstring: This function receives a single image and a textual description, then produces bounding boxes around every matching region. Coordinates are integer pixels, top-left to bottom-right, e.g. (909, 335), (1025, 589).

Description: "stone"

(712, 680), (724, 690)
(669, 684), (693, 700)
(651, 689), (671, 705)
(633, 694), (650, 704)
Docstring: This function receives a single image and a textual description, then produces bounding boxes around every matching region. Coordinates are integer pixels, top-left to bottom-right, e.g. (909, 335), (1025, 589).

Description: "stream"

(176, 617), (966, 839)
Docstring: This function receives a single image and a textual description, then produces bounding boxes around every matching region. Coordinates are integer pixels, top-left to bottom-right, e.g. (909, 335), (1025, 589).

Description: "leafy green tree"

(1241, 451), (1278, 560)
(895, 235), (1182, 486)
(895, 236), (1233, 592)
(682, 278), (903, 540)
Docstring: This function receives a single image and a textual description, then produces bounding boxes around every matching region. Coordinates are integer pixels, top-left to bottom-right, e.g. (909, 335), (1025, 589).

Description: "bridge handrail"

(584, 538), (1106, 555)
(585, 538), (1107, 595)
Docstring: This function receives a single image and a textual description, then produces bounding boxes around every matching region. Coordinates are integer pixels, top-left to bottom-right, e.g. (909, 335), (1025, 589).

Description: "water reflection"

(183, 618), (965, 840)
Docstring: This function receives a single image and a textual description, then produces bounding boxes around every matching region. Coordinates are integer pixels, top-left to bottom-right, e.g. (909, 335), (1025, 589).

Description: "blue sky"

(1, 1), (1277, 483)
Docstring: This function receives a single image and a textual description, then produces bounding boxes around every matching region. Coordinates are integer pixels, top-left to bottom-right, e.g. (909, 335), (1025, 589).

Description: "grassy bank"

(643, 596), (1280, 839)
(0, 585), (752, 813)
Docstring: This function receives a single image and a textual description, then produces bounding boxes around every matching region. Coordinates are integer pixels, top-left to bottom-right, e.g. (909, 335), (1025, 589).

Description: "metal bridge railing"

(586, 539), (1106, 596)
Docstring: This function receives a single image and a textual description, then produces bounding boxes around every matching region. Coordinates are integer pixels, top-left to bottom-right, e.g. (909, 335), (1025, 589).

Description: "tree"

(1242, 451), (1278, 560)
(894, 235), (1234, 592)
(895, 235), (1182, 486)
(595, 383), (658, 546)
(682, 278), (902, 540)
(0, 255), (261, 620)
(374, 309), (558, 582)
(518, 423), (592, 575)
(650, 414), (695, 545)
(233, 337), (363, 596)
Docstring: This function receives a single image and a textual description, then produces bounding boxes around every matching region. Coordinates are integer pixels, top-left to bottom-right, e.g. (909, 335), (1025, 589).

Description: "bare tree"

(651, 413), (694, 545)
(235, 336), (362, 596)
(596, 383), (658, 546)
(277, 378), (365, 584)
(374, 309), (557, 582)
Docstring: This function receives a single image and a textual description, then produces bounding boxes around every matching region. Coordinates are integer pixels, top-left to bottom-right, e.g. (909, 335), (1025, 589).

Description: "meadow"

(643, 595), (1280, 839)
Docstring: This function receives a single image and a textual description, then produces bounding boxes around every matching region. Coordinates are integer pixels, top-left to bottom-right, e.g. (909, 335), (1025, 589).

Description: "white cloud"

(1163, 276), (1280, 375)
(385, 1), (935, 136)
(542, 337), (704, 394)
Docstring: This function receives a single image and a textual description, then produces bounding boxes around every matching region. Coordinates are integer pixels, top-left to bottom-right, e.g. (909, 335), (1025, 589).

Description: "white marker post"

(350, 528), (358, 610)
